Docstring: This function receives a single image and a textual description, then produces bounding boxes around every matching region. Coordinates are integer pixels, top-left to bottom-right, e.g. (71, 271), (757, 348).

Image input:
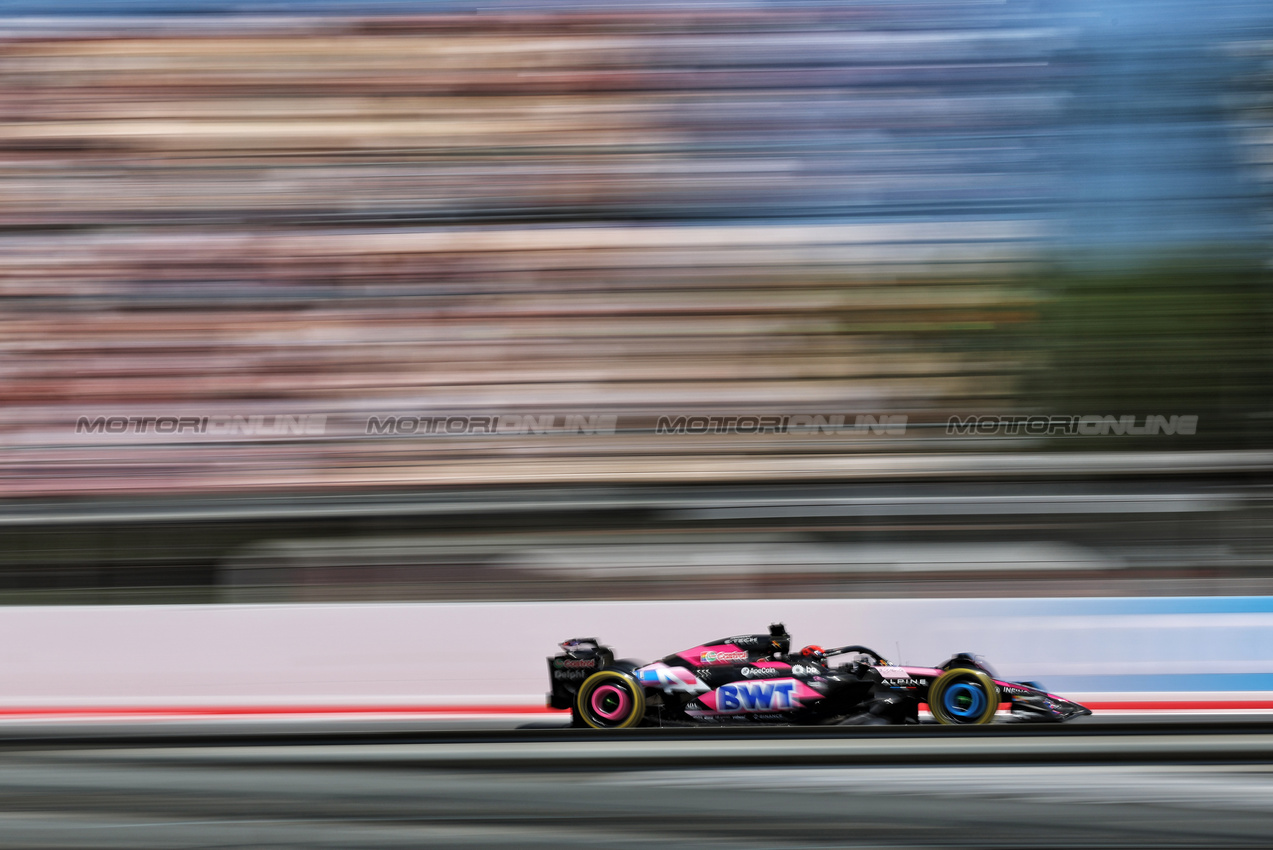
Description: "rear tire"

(929, 668), (999, 725)
(575, 670), (646, 729)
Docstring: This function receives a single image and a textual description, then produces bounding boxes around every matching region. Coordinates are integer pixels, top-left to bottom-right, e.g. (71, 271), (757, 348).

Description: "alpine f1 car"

(548, 623), (1090, 728)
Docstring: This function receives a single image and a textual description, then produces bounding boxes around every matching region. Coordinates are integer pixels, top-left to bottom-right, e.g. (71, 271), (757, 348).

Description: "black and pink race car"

(548, 623), (1090, 728)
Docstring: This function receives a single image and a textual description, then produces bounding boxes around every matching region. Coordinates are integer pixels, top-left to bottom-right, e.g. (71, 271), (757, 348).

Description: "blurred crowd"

(0, 1), (1268, 497)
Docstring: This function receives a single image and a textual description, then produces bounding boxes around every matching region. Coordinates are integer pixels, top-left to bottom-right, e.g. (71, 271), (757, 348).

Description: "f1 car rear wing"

(559, 638), (604, 652)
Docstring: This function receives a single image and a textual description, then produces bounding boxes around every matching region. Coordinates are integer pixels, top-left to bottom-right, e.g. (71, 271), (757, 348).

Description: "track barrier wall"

(0, 597), (1268, 717)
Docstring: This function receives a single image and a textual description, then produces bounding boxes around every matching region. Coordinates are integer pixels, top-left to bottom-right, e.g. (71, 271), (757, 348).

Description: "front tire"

(575, 670), (647, 729)
(929, 668), (999, 725)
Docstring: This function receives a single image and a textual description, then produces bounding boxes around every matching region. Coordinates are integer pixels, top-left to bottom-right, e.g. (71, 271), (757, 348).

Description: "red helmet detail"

(800, 644), (825, 659)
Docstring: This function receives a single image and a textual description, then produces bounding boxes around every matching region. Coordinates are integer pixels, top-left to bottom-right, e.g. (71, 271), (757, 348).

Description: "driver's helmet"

(799, 645), (827, 666)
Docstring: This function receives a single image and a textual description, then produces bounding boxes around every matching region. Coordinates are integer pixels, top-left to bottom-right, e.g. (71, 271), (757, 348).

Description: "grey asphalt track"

(0, 721), (1270, 848)
(0, 753), (1270, 848)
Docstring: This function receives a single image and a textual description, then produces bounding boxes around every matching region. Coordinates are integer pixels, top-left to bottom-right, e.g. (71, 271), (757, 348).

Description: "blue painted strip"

(1042, 673), (1273, 693)
(977, 596), (1273, 618)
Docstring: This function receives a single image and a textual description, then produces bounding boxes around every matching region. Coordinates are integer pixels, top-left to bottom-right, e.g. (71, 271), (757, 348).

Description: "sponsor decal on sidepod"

(637, 664), (710, 694)
(718, 681), (798, 712)
(740, 666), (780, 678)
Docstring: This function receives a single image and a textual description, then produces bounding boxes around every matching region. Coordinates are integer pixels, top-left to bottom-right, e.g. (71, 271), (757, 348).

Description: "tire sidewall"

(929, 668), (999, 725)
(575, 670), (647, 729)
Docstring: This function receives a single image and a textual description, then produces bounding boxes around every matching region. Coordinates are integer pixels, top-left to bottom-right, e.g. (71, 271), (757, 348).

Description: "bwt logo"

(717, 681), (798, 712)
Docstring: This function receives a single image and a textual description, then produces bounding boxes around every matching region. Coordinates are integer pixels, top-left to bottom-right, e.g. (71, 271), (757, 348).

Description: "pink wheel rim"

(590, 684), (631, 721)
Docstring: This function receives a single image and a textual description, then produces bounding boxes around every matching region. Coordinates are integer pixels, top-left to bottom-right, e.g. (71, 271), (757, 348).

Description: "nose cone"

(1052, 696), (1093, 720)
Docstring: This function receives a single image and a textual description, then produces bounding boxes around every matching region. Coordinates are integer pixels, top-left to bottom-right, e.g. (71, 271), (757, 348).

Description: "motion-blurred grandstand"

(0, 0), (1270, 601)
